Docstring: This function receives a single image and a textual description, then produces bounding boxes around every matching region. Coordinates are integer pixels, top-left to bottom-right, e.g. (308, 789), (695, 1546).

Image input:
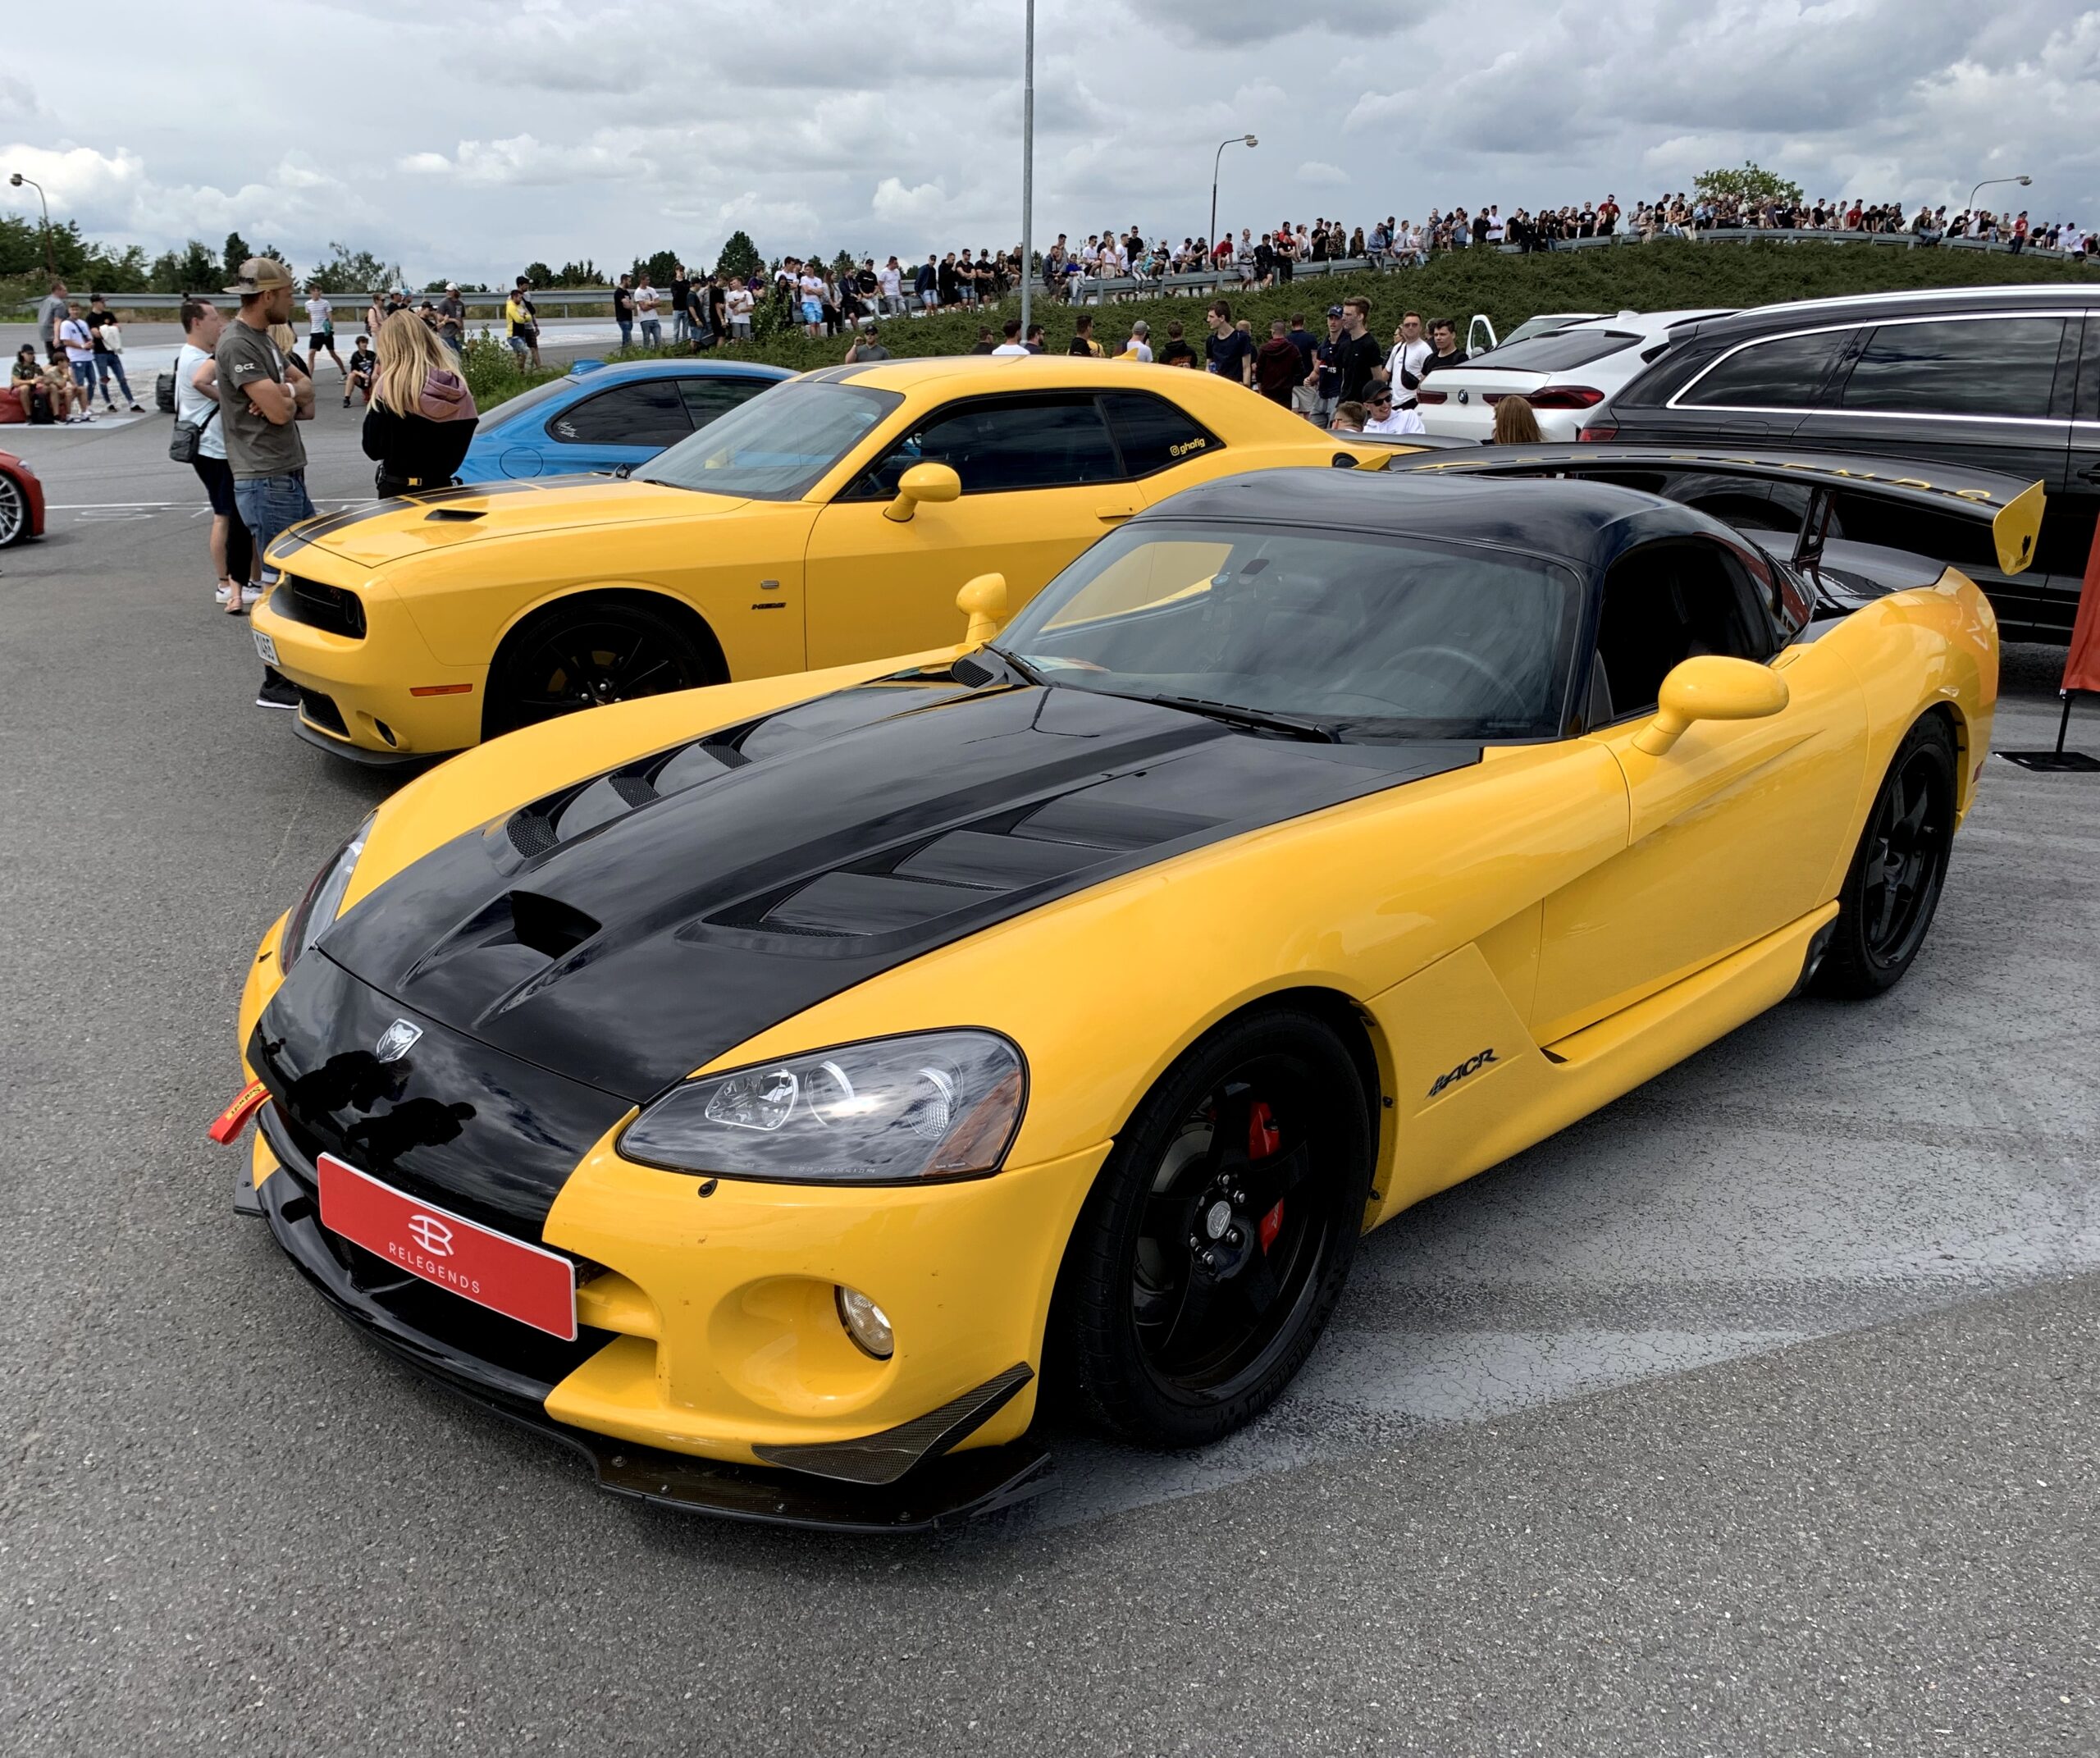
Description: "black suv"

(1600, 285), (2100, 642)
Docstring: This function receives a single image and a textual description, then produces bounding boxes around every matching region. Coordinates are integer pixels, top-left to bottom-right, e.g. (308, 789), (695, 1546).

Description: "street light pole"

(1966, 172), (2032, 225)
(8, 172), (54, 277)
(1208, 135), (1258, 275)
(1019, 0), (1034, 341)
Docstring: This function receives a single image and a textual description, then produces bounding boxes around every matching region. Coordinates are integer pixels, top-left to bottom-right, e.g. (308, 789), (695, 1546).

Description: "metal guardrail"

(52, 229), (2092, 311)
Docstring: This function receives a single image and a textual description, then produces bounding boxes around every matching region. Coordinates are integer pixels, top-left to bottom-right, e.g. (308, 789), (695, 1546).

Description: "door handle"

(2079, 463), (2100, 482)
(1095, 504), (1139, 522)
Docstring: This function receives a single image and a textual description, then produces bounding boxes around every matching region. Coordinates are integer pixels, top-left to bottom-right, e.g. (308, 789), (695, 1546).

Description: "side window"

(2074, 313), (2100, 423)
(678, 375), (773, 430)
(1678, 329), (1856, 409)
(1590, 539), (1771, 725)
(546, 381), (695, 448)
(847, 396), (1121, 497)
(1100, 392), (1220, 477)
(1842, 317), (2065, 419)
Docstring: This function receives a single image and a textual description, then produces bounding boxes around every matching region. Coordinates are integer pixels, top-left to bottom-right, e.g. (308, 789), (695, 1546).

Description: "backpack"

(28, 386), (55, 424)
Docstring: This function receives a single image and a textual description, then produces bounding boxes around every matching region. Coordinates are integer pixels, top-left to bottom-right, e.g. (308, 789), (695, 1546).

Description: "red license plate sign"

(317, 1153), (577, 1340)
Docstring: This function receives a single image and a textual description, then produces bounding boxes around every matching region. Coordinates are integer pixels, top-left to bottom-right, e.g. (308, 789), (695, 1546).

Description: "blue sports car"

(456, 358), (792, 483)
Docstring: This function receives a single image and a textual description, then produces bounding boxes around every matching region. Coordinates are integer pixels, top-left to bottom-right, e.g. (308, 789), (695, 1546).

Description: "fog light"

(835, 1285), (894, 1359)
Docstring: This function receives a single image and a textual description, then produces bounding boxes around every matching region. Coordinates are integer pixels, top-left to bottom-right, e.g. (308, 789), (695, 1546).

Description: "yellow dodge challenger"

(250, 357), (1419, 765)
(217, 447), (2031, 1529)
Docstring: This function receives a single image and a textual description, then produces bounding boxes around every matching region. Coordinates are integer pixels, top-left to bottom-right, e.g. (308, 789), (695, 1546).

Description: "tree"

(714, 229), (763, 285)
(149, 240), (222, 293)
(222, 231), (251, 280)
(308, 242), (403, 295)
(522, 261), (556, 289)
(555, 258), (600, 285)
(1694, 162), (1804, 210)
(830, 248), (858, 281)
(629, 249), (679, 287)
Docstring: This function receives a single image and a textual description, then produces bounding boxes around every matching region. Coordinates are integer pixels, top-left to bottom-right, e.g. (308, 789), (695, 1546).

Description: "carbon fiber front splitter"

(248, 1162), (1053, 1532)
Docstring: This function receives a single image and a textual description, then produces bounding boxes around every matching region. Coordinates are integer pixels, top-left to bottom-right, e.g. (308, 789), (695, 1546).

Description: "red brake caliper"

(1248, 1100), (1285, 1252)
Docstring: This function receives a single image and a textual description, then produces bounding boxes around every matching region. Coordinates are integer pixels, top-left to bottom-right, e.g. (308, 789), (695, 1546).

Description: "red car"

(0, 447), (44, 547)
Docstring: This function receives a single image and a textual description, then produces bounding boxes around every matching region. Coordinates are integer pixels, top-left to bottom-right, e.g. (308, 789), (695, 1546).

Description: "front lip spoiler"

(290, 715), (444, 769)
(249, 1140), (1052, 1532)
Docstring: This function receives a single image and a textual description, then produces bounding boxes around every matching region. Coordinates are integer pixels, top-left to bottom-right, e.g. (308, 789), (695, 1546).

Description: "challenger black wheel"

(1814, 714), (1957, 999)
(1054, 1007), (1374, 1447)
(486, 600), (718, 737)
(0, 472), (27, 547)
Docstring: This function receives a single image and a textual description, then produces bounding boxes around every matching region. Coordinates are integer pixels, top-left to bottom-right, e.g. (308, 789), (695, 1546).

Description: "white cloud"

(396, 133), (646, 187)
(1298, 160), (1350, 187)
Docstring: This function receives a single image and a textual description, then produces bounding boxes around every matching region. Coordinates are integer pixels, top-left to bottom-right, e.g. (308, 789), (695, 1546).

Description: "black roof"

(1664, 281), (2098, 345)
(1139, 464), (1716, 578)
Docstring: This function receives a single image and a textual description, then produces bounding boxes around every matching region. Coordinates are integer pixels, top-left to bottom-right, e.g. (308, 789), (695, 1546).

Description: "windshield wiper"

(1107, 691), (1340, 743)
(981, 643), (1049, 687)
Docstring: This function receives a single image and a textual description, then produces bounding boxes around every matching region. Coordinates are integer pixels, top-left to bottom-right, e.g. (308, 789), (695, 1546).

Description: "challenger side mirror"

(1632, 655), (1789, 756)
(957, 573), (1007, 646)
(884, 461), (962, 523)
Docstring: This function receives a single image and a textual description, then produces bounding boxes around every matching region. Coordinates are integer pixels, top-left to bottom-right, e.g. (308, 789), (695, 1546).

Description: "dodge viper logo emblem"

(375, 1019), (422, 1063)
(406, 1213), (453, 1257)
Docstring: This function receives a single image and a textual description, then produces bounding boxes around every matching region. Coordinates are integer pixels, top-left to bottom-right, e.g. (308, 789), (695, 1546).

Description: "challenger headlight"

(279, 812), (375, 970)
(619, 1031), (1026, 1185)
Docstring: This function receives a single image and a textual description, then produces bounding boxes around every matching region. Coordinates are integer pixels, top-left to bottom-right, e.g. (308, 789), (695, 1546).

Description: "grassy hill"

(472, 239), (2098, 404)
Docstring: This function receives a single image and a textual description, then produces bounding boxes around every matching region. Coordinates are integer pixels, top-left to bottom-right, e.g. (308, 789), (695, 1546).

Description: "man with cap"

(436, 282), (467, 355)
(214, 255), (313, 707)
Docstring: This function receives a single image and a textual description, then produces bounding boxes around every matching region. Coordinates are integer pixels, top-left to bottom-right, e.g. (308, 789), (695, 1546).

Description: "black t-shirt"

(670, 277), (690, 313)
(1334, 329), (1383, 401)
(614, 287), (635, 322)
(1420, 346), (1468, 377)
(1285, 327), (1317, 375)
(1158, 339), (1198, 368)
(1206, 326), (1255, 381)
(87, 309), (116, 353)
(349, 348), (377, 377)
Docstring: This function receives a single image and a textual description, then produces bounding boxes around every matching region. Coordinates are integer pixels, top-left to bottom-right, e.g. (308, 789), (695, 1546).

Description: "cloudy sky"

(5, 0), (2098, 285)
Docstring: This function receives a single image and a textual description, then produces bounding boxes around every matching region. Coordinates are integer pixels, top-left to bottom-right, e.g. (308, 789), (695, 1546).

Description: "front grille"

(272, 573), (368, 640)
(293, 686), (348, 736)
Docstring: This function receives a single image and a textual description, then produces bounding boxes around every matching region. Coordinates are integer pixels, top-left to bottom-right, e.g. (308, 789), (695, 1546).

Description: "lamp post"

(9, 171), (55, 278)
(1208, 135), (1258, 274)
(1019, 0), (1034, 341)
(1966, 172), (2032, 229)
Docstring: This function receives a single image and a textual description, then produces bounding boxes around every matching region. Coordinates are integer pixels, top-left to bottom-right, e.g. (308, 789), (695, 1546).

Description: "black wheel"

(0, 471), (27, 547)
(1053, 1007), (1375, 1447)
(486, 599), (717, 737)
(1815, 714), (1957, 998)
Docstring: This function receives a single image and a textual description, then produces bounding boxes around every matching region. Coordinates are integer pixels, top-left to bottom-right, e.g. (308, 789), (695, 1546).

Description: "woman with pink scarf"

(362, 310), (479, 500)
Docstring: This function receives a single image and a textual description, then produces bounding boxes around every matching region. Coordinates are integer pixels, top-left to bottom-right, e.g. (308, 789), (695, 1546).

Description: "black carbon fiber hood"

(285, 673), (1479, 1103)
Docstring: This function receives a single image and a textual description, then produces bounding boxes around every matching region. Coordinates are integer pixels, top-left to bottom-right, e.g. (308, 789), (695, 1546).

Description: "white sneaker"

(214, 585), (232, 604)
(240, 585), (264, 606)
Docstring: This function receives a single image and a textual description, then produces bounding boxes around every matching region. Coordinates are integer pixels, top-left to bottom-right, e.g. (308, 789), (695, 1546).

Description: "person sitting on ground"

(1329, 400), (1368, 433)
(12, 343), (76, 422)
(1490, 394), (1541, 444)
(345, 335), (377, 406)
(362, 309), (478, 500)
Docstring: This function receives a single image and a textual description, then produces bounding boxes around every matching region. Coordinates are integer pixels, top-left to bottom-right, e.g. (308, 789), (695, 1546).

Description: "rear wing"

(1377, 444), (2045, 578)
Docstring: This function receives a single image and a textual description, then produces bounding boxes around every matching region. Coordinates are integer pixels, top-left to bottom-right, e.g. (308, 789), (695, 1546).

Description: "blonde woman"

(1490, 394), (1542, 445)
(360, 309), (478, 499)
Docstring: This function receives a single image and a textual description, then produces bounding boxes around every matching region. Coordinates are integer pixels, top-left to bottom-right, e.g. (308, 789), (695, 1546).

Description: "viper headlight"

(619, 1031), (1026, 1185)
(280, 812), (374, 970)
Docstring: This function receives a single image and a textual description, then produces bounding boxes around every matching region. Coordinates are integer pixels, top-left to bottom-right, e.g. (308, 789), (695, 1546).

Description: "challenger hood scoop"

(304, 675), (1479, 1102)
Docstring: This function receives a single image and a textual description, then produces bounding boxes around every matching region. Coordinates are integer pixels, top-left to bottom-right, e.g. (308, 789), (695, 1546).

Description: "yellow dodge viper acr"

(218, 447), (2034, 1530)
(250, 357), (1429, 765)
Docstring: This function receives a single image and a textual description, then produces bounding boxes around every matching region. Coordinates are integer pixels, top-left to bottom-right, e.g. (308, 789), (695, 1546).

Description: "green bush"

(462, 330), (565, 410)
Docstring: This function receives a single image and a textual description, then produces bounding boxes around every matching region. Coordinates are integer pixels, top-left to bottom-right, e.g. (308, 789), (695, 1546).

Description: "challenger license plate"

(253, 629), (279, 666)
(316, 1153), (577, 1340)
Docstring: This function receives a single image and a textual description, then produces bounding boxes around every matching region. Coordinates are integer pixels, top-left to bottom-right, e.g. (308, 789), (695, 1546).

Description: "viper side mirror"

(1632, 655), (1789, 756)
(956, 573), (1007, 646)
(884, 461), (962, 523)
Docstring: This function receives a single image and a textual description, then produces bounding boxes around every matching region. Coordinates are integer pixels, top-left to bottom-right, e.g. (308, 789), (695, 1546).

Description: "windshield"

(996, 521), (1582, 740)
(636, 381), (902, 500)
(1468, 330), (1639, 373)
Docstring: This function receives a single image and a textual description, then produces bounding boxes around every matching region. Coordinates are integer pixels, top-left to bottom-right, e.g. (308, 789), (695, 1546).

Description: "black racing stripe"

(316, 682), (1478, 1099)
(269, 480), (554, 560)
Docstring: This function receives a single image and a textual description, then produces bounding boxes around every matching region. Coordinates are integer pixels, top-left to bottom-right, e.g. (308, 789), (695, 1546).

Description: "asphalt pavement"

(2, 400), (2096, 1756)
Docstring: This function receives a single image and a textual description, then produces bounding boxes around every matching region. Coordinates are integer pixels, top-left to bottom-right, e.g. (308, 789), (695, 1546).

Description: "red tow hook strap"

(208, 1079), (270, 1144)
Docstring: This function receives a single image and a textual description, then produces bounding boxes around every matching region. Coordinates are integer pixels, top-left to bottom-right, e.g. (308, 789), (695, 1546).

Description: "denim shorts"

(232, 471), (317, 582)
(70, 359), (95, 389)
(801, 299), (823, 324)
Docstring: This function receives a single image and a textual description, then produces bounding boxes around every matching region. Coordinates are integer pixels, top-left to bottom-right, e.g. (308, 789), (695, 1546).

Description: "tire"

(0, 472), (27, 547)
(485, 598), (718, 738)
(1052, 1007), (1375, 1447)
(1814, 714), (1958, 999)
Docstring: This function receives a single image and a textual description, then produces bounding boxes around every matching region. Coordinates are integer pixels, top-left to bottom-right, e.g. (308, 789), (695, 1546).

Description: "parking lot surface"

(2, 403), (2095, 1755)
